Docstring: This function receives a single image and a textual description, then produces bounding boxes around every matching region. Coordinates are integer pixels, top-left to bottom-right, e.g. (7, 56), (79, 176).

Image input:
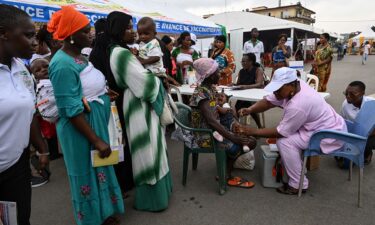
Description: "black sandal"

(101, 216), (120, 225)
(276, 184), (307, 195)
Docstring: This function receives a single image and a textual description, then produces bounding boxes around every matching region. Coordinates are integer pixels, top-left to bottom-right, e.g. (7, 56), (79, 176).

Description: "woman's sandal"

(276, 184), (307, 195)
(227, 177), (255, 189)
(101, 216), (120, 225)
(215, 176), (241, 181)
(122, 192), (130, 200)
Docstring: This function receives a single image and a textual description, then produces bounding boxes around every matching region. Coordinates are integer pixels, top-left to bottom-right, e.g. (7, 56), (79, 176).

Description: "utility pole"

(278, 0), (281, 7)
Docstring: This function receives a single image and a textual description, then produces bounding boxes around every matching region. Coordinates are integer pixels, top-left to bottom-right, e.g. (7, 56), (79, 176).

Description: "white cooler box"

(259, 145), (288, 188)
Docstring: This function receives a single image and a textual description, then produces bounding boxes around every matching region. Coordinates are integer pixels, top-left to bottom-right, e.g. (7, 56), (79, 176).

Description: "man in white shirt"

(362, 41), (371, 65)
(341, 81), (375, 164)
(343, 43), (347, 56)
(243, 28), (264, 65)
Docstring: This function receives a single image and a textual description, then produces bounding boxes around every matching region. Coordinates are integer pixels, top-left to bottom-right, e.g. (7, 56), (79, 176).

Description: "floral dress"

(314, 44), (333, 92)
(189, 86), (242, 158)
(211, 48), (235, 85)
(190, 86), (218, 148)
(49, 50), (124, 225)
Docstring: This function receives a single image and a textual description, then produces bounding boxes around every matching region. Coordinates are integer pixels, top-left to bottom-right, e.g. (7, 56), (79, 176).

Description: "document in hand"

(91, 145), (124, 167)
(0, 201), (17, 225)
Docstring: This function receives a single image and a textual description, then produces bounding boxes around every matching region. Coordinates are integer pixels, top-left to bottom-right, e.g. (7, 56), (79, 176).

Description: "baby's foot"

(243, 145), (250, 153)
(213, 131), (224, 142)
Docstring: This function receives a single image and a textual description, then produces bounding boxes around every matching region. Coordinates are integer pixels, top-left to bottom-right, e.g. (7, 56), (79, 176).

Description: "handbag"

(167, 93), (178, 115)
(160, 94), (175, 126)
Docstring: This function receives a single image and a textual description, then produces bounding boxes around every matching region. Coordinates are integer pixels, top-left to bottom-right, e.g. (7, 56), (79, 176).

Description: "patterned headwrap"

(47, 6), (90, 41)
(193, 58), (219, 84)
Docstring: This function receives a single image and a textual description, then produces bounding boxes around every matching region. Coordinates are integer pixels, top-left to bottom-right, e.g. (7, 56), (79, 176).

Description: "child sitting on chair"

(136, 17), (167, 78)
(214, 90), (251, 153)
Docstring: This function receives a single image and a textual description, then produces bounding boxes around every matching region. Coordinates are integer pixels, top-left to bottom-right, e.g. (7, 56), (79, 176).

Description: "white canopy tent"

(0, 0), (221, 36)
(351, 27), (375, 41)
(206, 11), (341, 72)
(207, 11), (341, 38)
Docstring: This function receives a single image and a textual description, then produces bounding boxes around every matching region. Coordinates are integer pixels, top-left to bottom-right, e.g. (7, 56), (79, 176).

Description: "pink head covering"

(193, 58), (219, 84)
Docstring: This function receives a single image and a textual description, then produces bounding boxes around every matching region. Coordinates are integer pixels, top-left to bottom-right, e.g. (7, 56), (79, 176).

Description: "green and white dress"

(109, 45), (172, 211)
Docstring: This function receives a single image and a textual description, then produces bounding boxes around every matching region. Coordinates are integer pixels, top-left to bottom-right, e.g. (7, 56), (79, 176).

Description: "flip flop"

(215, 176), (241, 181)
(227, 177), (255, 189)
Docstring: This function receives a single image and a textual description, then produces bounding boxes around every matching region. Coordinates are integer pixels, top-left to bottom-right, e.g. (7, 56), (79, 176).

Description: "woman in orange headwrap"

(48, 6), (124, 225)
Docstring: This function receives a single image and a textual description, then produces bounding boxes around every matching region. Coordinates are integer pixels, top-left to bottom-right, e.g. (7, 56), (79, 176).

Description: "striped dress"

(109, 45), (172, 211)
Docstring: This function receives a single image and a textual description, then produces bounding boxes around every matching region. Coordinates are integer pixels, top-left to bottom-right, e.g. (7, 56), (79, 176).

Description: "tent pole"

(304, 33), (307, 62)
(291, 28), (295, 55)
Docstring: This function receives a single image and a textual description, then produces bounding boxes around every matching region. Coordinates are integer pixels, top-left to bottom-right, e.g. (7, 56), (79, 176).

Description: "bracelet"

(36, 152), (50, 156)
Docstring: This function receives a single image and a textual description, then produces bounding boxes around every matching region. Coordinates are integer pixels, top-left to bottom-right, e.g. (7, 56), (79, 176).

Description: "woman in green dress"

(48, 6), (124, 225)
(171, 31), (200, 84)
(106, 12), (172, 212)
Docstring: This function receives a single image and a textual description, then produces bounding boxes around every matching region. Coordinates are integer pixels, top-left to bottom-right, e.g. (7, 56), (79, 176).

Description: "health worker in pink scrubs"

(236, 67), (347, 195)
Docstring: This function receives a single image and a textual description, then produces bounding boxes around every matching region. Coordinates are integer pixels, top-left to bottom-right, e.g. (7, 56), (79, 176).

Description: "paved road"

(31, 55), (375, 225)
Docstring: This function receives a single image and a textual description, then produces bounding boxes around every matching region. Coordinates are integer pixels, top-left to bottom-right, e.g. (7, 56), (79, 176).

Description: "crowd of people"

(0, 3), (374, 225)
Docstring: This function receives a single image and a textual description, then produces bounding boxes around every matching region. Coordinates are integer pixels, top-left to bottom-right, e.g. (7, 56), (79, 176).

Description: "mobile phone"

(82, 97), (91, 113)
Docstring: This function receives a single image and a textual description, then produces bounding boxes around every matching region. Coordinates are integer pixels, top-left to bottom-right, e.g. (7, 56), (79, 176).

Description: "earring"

(290, 92), (295, 96)
(70, 37), (74, 45)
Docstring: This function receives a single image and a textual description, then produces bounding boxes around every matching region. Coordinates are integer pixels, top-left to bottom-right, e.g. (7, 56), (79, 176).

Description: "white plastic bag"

(233, 150), (255, 170)
(108, 102), (123, 147)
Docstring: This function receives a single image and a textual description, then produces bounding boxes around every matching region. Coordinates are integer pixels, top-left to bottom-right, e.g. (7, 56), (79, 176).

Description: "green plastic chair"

(173, 102), (227, 195)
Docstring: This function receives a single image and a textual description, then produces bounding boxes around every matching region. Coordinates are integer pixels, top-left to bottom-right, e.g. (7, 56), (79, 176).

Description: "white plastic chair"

(169, 85), (183, 103)
(306, 74), (319, 91)
(298, 70), (308, 82)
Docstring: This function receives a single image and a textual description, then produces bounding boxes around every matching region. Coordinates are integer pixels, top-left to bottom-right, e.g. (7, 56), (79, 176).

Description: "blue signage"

(0, 0), (221, 36)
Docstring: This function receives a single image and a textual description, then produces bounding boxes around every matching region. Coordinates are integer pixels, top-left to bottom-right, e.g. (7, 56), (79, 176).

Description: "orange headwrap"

(47, 6), (90, 41)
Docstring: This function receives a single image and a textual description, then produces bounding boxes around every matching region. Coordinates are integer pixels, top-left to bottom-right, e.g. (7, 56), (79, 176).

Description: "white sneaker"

(31, 175), (49, 188)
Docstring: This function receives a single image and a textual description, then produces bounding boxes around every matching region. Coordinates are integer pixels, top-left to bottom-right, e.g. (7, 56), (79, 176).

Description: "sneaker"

(31, 175), (49, 188)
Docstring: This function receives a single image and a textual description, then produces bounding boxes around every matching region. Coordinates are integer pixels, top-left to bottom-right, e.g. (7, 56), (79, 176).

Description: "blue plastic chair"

(173, 102), (227, 195)
(298, 101), (375, 207)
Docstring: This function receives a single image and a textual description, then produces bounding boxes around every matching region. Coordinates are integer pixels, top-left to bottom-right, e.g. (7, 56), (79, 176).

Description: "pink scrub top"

(266, 80), (347, 153)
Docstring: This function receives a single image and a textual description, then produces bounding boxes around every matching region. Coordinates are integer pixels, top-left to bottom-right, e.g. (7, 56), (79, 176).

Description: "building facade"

(250, 2), (315, 25)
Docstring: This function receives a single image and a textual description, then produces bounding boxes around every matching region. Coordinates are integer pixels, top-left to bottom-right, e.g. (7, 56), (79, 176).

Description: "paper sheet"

(91, 145), (124, 167)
